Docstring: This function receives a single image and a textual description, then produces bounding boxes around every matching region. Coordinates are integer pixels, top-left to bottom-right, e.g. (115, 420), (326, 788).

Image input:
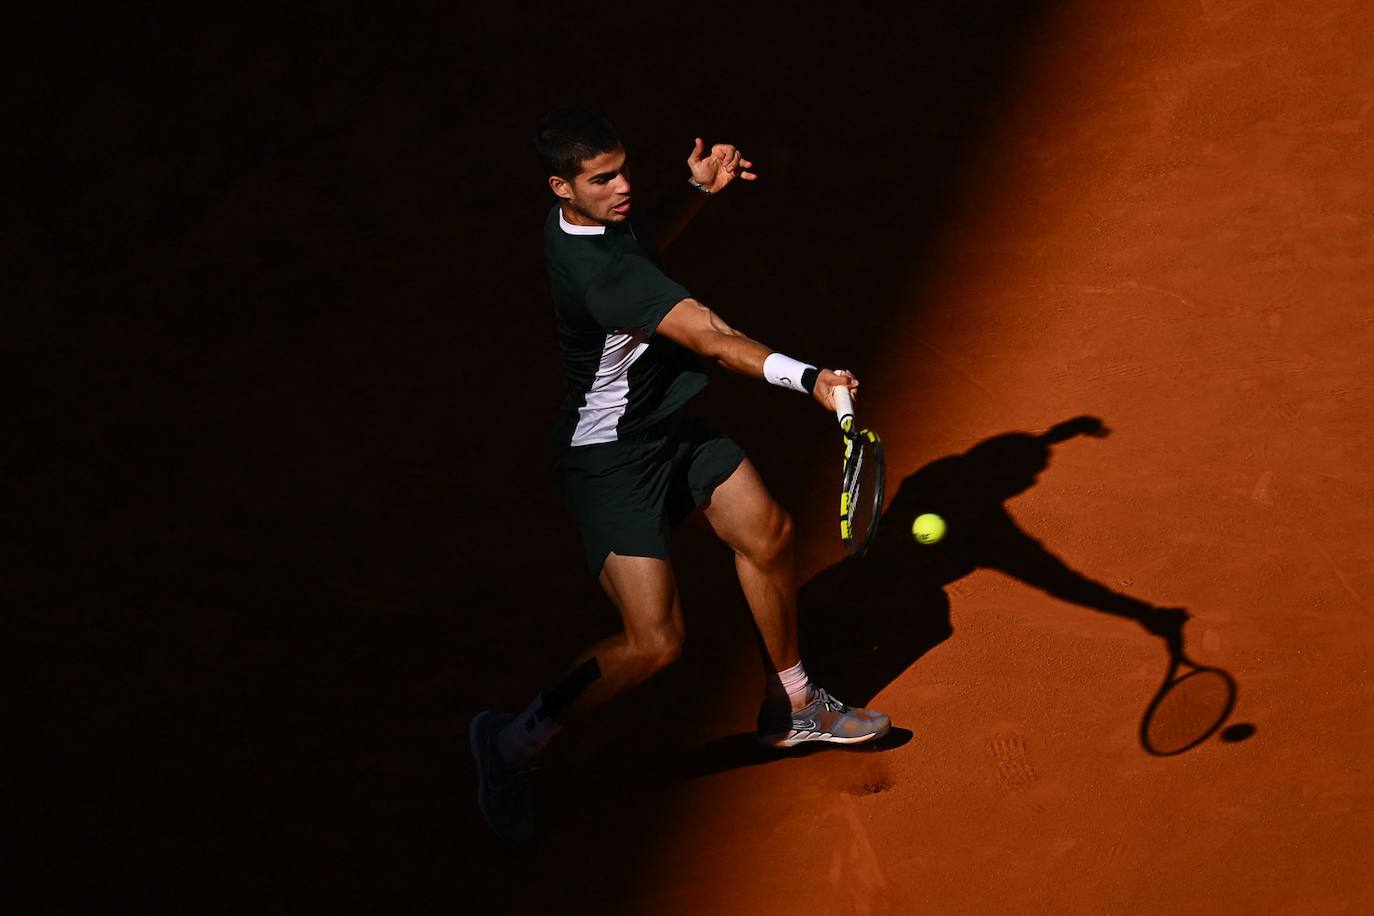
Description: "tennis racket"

(1139, 628), (1237, 756)
(833, 385), (885, 557)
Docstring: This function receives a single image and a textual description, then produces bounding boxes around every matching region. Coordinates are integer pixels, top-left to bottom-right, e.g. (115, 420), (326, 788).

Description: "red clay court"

(16, 2), (1373, 913)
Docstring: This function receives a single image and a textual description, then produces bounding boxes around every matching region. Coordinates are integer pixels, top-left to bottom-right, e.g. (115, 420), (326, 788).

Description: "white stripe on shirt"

(570, 330), (650, 445)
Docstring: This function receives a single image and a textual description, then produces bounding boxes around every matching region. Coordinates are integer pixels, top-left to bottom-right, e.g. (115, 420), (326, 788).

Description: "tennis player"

(470, 108), (891, 843)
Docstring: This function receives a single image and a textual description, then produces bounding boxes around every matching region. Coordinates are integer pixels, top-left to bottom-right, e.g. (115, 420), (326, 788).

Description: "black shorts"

(551, 413), (746, 576)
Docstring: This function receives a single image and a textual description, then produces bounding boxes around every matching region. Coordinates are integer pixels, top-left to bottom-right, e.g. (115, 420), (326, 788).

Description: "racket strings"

(1144, 667), (1235, 755)
(846, 446), (865, 504)
(841, 433), (883, 555)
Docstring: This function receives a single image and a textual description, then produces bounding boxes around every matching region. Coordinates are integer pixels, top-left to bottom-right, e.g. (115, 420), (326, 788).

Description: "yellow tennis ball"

(912, 513), (946, 545)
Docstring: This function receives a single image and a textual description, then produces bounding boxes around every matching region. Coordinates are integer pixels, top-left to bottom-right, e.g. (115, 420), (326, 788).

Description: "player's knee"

(652, 632), (684, 670)
(749, 507), (794, 567)
(776, 509), (795, 551)
(629, 622), (684, 675)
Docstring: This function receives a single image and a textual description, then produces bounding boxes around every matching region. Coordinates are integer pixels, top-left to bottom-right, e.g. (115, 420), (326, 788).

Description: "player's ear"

(549, 175), (573, 201)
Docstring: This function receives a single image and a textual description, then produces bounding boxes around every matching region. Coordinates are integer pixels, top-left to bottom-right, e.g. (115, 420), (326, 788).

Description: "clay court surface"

(15, 2), (1374, 913)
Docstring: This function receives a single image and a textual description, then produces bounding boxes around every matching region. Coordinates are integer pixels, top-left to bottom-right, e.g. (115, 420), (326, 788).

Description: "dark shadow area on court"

(10, 5), (1083, 914)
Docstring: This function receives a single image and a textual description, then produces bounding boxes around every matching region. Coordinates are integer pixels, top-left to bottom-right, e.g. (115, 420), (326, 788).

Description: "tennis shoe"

(469, 710), (535, 844)
(756, 687), (891, 748)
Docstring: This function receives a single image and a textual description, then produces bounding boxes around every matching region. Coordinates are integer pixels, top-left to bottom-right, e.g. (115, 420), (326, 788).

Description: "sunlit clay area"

(20, 2), (1374, 913)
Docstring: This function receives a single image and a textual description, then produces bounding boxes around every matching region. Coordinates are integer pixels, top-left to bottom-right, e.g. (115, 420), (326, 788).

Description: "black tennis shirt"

(544, 205), (708, 448)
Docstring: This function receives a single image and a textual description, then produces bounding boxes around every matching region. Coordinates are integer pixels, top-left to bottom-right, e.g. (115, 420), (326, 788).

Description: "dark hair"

(535, 107), (622, 180)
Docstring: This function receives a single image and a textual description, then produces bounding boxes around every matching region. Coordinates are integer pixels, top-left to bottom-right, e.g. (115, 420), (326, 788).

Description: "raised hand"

(687, 138), (758, 193)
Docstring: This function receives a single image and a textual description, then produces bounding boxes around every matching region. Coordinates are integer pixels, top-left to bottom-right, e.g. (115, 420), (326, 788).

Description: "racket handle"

(833, 385), (855, 432)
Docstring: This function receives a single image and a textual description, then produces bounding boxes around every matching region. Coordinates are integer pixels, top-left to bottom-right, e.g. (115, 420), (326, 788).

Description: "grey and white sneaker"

(756, 687), (891, 748)
(469, 710), (535, 844)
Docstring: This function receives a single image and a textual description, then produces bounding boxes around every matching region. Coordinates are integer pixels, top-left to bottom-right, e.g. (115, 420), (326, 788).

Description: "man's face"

(551, 147), (632, 226)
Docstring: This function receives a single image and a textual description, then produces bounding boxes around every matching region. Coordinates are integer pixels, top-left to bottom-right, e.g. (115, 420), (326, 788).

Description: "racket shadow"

(1140, 629), (1240, 756)
(797, 415), (1248, 756)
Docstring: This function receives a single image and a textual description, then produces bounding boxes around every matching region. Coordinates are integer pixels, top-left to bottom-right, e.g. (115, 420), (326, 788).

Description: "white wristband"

(763, 353), (817, 394)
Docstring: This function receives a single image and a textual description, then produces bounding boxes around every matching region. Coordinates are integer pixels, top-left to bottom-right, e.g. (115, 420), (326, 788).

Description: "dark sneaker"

(469, 710), (535, 843)
(756, 687), (891, 748)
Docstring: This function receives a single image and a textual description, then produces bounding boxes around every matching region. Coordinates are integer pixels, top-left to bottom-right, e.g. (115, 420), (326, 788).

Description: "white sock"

(768, 660), (815, 712)
(495, 694), (562, 763)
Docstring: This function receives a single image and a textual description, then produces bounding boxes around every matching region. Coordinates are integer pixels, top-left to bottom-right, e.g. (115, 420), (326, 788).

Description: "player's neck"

(560, 202), (602, 228)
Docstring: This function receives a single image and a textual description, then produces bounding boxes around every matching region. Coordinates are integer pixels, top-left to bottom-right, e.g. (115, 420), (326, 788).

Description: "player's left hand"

(687, 139), (757, 193)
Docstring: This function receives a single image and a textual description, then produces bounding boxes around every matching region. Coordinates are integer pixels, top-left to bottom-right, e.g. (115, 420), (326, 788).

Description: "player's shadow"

(800, 415), (1191, 708)
(673, 415), (1241, 780)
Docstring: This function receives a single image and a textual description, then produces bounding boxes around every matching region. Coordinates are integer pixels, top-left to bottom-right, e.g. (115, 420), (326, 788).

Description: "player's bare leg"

(704, 458), (891, 747)
(492, 553), (684, 752)
(575, 553), (686, 712)
(470, 554), (684, 842)
(701, 458), (801, 672)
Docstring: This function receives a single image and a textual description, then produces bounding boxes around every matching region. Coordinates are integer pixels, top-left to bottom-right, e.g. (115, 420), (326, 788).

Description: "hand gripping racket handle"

(833, 385), (855, 434)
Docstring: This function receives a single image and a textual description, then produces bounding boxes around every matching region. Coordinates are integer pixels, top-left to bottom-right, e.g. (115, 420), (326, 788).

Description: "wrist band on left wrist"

(688, 178), (712, 195)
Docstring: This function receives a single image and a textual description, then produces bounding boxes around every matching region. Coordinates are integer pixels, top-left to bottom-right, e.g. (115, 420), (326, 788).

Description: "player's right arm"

(989, 530), (1188, 636)
(655, 297), (856, 411)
